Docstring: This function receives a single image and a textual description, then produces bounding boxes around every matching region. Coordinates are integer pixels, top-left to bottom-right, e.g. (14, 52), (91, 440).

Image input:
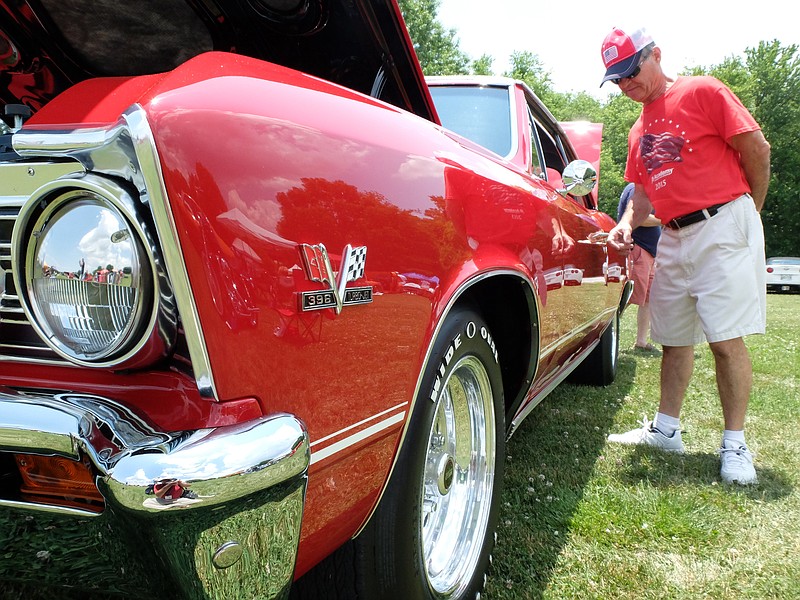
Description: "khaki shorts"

(650, 194), (766, 346)
(629, 244), (656, 305)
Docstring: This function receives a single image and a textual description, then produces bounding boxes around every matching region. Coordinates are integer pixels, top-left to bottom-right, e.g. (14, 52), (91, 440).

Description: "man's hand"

(608, 222), (634, 253)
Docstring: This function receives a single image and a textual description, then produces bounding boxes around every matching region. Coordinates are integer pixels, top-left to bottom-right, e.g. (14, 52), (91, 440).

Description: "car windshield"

(428, 85), (513, 158)
(768, 258), (800, 265)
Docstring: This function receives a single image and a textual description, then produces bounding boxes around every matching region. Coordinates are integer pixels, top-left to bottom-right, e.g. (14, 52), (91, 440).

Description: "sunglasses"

(611, 54), (649, 85)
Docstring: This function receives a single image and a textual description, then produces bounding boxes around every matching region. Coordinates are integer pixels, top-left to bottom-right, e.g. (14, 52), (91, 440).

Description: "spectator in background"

(617, 182), (661, 353)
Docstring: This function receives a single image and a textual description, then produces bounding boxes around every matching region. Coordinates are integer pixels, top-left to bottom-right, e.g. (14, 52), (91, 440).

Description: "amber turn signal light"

(14, 453), (105, 512)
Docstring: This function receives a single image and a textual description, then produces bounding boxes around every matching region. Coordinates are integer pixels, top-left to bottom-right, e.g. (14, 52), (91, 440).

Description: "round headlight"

(14, 181), (154, 365)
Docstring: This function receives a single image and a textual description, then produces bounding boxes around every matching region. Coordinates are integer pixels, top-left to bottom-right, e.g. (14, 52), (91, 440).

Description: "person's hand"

(608, 223), (634, 254)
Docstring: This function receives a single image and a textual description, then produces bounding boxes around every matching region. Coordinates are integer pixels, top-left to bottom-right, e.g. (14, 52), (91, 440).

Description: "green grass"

(485, 292), (800, 600)
(3, 296), (797, 600)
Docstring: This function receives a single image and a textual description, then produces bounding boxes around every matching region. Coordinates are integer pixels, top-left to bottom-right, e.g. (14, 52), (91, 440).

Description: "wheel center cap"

(437, 454), (455, 495)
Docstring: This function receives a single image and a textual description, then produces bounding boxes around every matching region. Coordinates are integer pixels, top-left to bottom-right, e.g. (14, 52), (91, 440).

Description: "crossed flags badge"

(299, 243), (372, 313)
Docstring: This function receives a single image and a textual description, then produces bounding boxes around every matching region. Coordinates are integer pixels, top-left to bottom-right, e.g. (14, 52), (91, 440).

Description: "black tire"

(292, 307), (506, 599)
(568, 312), (619, 386)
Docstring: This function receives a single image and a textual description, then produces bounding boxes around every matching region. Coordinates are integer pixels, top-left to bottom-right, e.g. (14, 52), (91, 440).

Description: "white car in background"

(766, 257), (800, 293)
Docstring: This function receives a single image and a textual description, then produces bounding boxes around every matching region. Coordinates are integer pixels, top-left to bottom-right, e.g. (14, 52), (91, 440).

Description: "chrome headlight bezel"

(11, 174), (172, 368)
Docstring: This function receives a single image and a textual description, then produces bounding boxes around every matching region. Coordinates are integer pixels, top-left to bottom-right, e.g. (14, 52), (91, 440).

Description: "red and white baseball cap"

(600, 27), (654, 86)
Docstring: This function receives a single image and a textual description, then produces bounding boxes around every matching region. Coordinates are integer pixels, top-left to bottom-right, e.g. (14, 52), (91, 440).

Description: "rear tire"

(293, 306), (505, 599)
(569, 312), (619, 386)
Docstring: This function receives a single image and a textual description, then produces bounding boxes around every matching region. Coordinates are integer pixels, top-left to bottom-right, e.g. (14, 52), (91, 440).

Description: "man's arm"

(608, 184), (655, 252)
(640, 214), (662, 227)
(729, 129), (771, 211)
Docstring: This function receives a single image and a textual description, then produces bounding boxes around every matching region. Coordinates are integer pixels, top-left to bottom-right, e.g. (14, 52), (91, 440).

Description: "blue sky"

(437, 0), (800, 100)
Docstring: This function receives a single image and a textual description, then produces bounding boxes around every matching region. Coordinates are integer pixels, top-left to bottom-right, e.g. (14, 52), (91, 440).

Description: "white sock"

(723, 429), (746, 446)
(653, 412), (680, 436)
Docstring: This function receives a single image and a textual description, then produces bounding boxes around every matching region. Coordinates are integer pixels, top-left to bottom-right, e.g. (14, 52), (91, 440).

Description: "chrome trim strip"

(311, 401), (407, 448)
(508, 306), (617, 436)
(122, 106), (217, 398)
(508, 363), (575, 438)
(506, 83), (521, 161)
(0, 355), (72, 366)
(0, 498), (102, 517)
(310, 410), (406, 465)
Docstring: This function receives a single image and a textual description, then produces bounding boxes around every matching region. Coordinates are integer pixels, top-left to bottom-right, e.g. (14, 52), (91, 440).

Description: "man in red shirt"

(601, 27), (771, 485)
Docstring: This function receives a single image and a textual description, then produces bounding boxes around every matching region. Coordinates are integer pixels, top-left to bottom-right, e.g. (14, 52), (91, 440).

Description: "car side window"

(527, 107), (545, 179)
(429, 85), (514, 159)
(529, 108), (593, 207)
(529, 111), (570, 193)
(533, 118), (568, 175)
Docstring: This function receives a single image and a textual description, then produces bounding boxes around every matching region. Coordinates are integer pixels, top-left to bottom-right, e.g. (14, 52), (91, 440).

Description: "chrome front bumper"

(0, 387), (309, 599)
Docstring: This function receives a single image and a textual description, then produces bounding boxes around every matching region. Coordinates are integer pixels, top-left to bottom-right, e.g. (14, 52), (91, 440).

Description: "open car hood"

(0, 0), (436, 121)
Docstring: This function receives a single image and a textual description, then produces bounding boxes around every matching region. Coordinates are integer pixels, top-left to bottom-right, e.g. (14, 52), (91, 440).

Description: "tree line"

(398, 0), (799, 258)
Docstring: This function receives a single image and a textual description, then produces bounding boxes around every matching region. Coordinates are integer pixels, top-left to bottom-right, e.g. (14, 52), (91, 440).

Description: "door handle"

(578, 232), (609, 245)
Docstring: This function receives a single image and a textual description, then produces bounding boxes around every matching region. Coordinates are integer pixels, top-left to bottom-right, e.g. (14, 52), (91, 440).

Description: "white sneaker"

(719, 439), (757, 485)
(607, 416), (685, 453)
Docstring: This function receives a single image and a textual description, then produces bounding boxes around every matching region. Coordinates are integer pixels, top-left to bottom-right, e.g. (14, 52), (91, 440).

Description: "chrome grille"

(0, 161), (85, 363)
(4, 222), (45, 356)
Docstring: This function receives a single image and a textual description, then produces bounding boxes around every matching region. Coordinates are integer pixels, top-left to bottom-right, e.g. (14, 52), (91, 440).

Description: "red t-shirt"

(624, 76), (760, 223)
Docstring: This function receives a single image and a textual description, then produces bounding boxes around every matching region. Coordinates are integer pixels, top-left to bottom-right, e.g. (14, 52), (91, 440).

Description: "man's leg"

(709, 336), (757, 484)
(606, 344), (693, 452)
(658, 345), (694, 418)
(636, 302), (651, 347)
(708, 337), (752, 430)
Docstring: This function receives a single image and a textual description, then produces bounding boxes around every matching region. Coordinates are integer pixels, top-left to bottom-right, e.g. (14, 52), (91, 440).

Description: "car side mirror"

(559, 160), (596, 197)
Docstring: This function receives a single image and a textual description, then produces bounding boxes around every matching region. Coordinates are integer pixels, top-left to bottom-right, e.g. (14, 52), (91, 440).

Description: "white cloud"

(78, 209), (130, 271)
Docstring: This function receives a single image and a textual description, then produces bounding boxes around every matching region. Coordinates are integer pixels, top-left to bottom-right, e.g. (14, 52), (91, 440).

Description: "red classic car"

(0, 1), (629, 599)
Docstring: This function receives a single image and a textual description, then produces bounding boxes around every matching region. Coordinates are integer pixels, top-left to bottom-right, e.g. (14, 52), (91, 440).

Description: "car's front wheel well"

(457, 274), (538, 428)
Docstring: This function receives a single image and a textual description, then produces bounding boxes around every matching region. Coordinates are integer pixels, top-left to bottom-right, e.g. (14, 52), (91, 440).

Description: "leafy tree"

(743, 41), (800, 256)
(503, 52), (603, 119)
(504, 50), (559, 108)
(503, 51), (553, 86)
(595, 93), (641, 216)
(472, 54), (494, 76)
(396, 0), (470, 75)
(556, 92), (603, 123)
(697, 55), (751, 101)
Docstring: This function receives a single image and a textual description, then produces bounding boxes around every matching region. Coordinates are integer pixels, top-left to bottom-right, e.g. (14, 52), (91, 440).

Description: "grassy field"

(2, 295), (797, 599)
(484, 292), (800, 599)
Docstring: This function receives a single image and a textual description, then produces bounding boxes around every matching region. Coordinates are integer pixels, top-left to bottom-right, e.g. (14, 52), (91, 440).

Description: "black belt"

(665, 201), (731, 229)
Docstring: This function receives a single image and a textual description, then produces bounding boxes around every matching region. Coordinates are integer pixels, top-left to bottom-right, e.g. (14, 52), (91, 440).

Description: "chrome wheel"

(337, 308), (503, 600)
(421, 355), (496, 597)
